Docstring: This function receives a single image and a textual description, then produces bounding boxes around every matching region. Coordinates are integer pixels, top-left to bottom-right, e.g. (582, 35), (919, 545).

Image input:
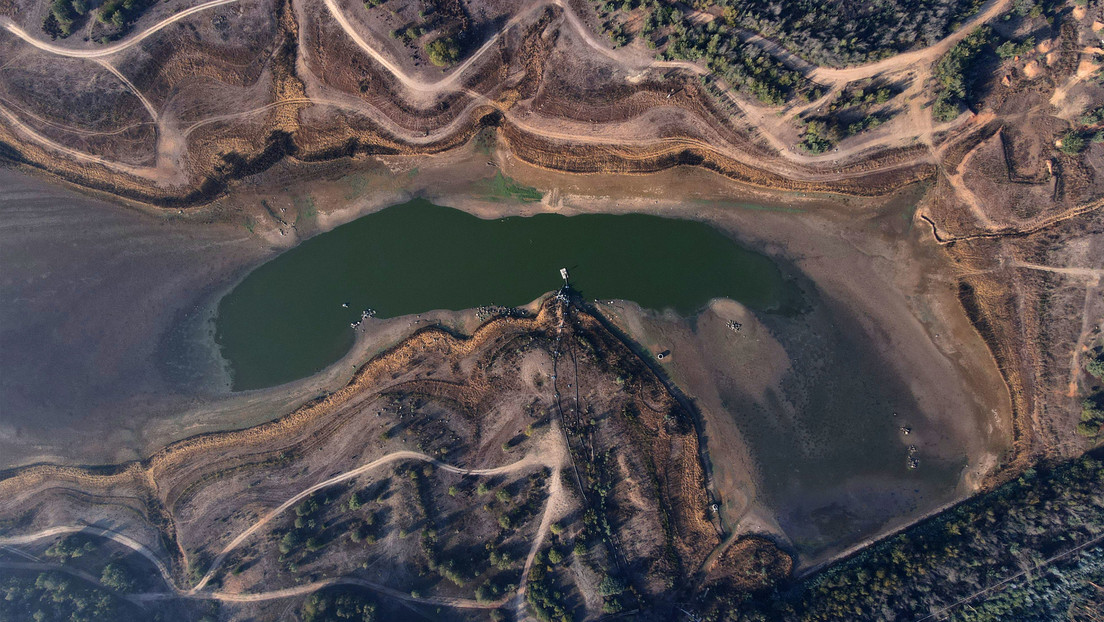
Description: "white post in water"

(560, 268), (569, 284)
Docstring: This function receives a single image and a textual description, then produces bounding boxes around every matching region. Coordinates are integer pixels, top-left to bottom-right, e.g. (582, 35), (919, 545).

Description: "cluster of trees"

(1080, 106), (1104, 127)
(384, 0), (470, 67)
(693, 450), (1104, 620)
(42, 0), (154, 39)
(1057, 107), (1104, 157)
(405, 465), (549, 601)
(722, 0), (987, 66)
(798, 114), (885, 153)
(798, 121), (835, 154)
(796, 80), (898, 151)
(950, 543), (1104, 621)
(97, 564), (134, 592)
(474, 574), (516, 603)
(0, 571), (138, 622)
(348, 508), (379, 544)
(275, 489), (348, 572)
(827, 82), (896, 113)
(932, 26), (993, 121)
(995, 36), (1034, 60)
(1006, 0), (1063, 21)
(392, 24), (429, 43)
(43, 0), (90, 38)
(277, 479), (394, 573)
(43, 0), (85, 38)
(593, 0), (815, 104)
(97, 0), (152, 30)
(44, 534), (96, 562)
(665, 16), (812, 104)
(602, 0), (988, 67)
(1059, 130), (1089, 155)
(1078, 351), (1104, 438)
(300, 586), (377, 622)
(425, 36), (461, 66)
(407, 465), (487, 591)
(526, 548), (575, 622)
(565, 405), (645, 614)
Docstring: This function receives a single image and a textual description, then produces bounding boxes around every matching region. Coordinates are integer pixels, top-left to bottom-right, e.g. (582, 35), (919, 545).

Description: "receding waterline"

(215, 199), (798, 390)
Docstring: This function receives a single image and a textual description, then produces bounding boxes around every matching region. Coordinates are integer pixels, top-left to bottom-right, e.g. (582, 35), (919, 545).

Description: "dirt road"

(0, 0), (239, 59)
(1, 432), (568, 612)
(807, 0), (1013, 85)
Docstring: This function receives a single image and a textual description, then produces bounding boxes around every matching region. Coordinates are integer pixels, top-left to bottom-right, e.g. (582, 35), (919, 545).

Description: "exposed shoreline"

(0, 149), (1012, 469)
(0, 147), (1018, 578)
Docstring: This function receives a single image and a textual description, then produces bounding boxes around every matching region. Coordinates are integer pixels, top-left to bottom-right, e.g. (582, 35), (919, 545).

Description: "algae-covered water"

(216, 199), (798, 389)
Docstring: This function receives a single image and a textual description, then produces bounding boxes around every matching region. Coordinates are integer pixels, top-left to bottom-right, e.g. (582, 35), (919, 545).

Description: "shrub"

(1059, 130), (1087, 155)
(996, 37), (1034, 59)
(99, 563), (134, 592)
(425, 36), (460, 67)
(1087, 356), (1104, 380)
(597, 575), (626, 596)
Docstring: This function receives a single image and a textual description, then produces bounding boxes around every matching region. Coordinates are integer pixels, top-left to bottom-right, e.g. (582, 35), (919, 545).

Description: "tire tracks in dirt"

(1, 438), (568, 611)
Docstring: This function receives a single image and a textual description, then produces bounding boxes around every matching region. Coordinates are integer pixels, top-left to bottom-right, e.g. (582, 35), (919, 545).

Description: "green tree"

(1087, 355), (1104, 380)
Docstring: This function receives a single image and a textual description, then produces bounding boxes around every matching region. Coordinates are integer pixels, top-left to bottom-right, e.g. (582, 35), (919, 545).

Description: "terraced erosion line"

(922, 197), (1104, 244)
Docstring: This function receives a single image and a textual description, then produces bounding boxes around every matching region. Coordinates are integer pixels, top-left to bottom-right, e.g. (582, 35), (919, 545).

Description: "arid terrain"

(1, 0), (1103, 619)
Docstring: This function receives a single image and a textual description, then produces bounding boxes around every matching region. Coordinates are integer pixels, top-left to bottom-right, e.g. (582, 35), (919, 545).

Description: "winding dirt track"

(95, 59), (159, 121)
(192, 448), (551, 591)
(0, 103), (153, 174)
(0, 0), (240, 59)
(807, 0), (1012, 85)
(320, 0), (544, 94)
(0, 438), (568, 610)
(0, 0), (1019, 184)
(0, 525), (176, 587)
